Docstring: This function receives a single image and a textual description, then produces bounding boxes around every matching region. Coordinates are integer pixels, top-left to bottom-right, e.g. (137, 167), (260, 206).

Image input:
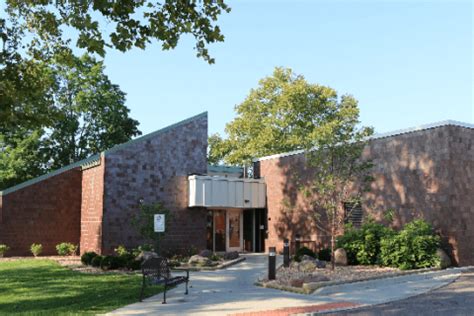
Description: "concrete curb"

(296, 267), (474, 315)
(172, 256), (246, 272)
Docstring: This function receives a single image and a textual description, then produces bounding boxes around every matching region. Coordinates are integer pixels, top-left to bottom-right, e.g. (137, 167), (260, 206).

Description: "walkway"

(110, 254), (467, 315)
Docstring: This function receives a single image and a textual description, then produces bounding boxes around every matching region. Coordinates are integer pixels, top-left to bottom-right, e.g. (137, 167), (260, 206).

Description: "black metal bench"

(139, 257), (189, 304)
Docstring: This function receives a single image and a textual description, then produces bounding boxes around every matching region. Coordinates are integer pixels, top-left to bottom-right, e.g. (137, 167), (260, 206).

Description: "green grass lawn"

(0, 259), (163, 315)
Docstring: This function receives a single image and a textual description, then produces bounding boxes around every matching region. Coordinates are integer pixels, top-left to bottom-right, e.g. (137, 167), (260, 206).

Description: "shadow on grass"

(0, 259), (163, 315)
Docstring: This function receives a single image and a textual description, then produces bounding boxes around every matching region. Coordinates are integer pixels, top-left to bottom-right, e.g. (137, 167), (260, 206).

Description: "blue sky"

(102, 0), (472, 136)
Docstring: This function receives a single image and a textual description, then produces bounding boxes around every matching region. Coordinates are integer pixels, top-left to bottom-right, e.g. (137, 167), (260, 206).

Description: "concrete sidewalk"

(109, 254), (468, 316)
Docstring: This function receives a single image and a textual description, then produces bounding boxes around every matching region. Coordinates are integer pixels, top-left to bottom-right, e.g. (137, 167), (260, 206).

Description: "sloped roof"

(0, 111), (207, 196)
(254, 120), (474, 162)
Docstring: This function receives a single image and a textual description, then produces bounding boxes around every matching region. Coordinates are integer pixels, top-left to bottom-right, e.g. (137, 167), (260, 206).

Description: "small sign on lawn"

(154, 214), (165, 232)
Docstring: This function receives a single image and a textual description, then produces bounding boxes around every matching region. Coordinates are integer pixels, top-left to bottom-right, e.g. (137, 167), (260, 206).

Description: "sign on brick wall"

(154, 214), (165, 232)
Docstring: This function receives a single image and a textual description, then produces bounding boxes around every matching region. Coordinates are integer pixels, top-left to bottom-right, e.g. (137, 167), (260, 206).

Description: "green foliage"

(209, 67), (372, 165)
(30, 243), (43, 257)
(131, 203), (171, 254)
(318, 248), (331, 261)
(380, 220), (440, 270)
(0, 259), (163, 314)
(4, 1), (230, 63)
(0, 244), (9, 256)
(91, 255), (103, 268)
(55, 242), (77, 256)
(114, 245), (129, 257)
(81, 251), (98, 266)
(337, 221), (394, 265)
(100, 256), (122, 270)
(294, 246), (316, 262)
(0, 53), (141, 190)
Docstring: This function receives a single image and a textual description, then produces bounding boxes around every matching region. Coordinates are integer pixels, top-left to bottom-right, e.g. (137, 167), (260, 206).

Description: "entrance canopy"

(188, 175), (266, 209)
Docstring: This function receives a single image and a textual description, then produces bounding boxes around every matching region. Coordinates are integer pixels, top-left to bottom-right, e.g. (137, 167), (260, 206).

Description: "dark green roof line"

(0, 153), (101, 196)
(207, 165), (243, 174)
(0, 112), (208, 196)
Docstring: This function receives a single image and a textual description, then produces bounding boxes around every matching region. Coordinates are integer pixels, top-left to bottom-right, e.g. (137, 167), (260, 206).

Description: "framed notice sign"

(154, 214), (165, 232)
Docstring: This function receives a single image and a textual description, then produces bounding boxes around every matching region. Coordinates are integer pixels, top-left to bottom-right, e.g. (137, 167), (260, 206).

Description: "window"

(344, 202), (363, 228)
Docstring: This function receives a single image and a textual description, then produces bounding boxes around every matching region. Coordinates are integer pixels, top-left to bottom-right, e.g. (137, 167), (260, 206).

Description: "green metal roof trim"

(207, 165), (243, 174)
(0, 153), (101, 196)
(0, 112), (208, 196)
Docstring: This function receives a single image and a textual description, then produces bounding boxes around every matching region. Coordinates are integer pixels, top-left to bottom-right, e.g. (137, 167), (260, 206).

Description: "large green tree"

(209, 67), (363, 165)
(44, 54), (141, 169)
(0, 54), (141, 190)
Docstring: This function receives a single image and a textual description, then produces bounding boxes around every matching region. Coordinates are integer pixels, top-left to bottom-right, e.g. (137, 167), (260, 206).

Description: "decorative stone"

(199, 249), (213, 258)
(436, 248), (452, 269)
(314, 259), (326, 268)
(188, 255), (211, 265)
(136, 251), (158, 261)
(224, 251), (239, 260)
(299, 260), (317, 272)
(334, 248), (348, 266)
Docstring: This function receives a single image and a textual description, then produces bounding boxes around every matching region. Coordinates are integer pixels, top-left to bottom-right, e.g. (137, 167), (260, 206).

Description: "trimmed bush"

(30, 243), (43, 257)
(337, 221), (394, 265)
(380, 219), (440, 270)
(81, 251), (98, 265)
(91, 255), (103, 267)
(0, 244), (10, 257)
(294, 246), (316, 262)
(100, 256), (122, 270)
(56, 243), (78, 256)
(318, 248), (331, 261)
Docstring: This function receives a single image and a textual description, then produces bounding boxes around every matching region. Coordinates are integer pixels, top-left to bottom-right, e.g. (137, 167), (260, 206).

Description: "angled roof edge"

(253, 119), (474, 162)
(0, 153), (102, 196)
(104, 111), (208, 155)
(0, 111), (208, 196)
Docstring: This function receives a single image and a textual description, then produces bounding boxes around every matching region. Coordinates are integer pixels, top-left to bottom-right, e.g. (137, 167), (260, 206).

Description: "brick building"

(254, 121), (474, 265)
(0, 114), (473, 265)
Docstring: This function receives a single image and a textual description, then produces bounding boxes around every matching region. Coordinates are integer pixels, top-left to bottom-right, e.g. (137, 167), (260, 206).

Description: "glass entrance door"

(214, 210), (226, 252)
(226, 210), (243, 251)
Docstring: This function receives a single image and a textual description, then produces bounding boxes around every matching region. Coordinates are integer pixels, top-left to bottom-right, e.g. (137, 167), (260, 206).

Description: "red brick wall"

(80, 156), (105, 254)
(257, 125), (474, 265)
(0, 169), (82, 256)
(101, 114), (209, 255)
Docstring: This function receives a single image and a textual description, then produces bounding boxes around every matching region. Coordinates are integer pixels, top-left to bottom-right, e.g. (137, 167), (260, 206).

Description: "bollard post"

(283, 239), (290, 267)
(295, 234), (301, 254)
(268, 247), (276, 280)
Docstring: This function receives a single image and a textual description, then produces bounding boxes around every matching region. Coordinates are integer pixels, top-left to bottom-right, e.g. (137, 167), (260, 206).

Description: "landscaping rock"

(136, 251), (158, 261)
(334, 248), (348, 266)
(436, 248), (452, 269)
(224, 251), (239, 260)
(314, 259), (326, 268)
(299, 260), (318, 272)
(198, 249), (213, 258)
(188, 255), (211, 266)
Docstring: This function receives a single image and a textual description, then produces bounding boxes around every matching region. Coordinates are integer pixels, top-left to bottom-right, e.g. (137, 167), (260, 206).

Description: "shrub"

(337, 221), (393, 265)
(318, 248), (331, 261)
(0, 244), (10, 257)
(294, 246), (316, 262)
(91, 255), (103, 267)
(100, 255), (122, 270)
(56, 242), (78, 256)
(380, 219), (440, 270)
(30, 243), (43, 257)
(81, 251), (98, 265)
(114, 245), (129, 257)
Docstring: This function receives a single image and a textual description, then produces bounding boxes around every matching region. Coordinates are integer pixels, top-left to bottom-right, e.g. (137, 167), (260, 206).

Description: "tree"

(4, 1), (230, 63)
(131, 202), (172, 255)
(43, 53), (141, 169)
(209, 67), (357, 165)
(0, 53), (141, 190)
(301, 97), (373, 270)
